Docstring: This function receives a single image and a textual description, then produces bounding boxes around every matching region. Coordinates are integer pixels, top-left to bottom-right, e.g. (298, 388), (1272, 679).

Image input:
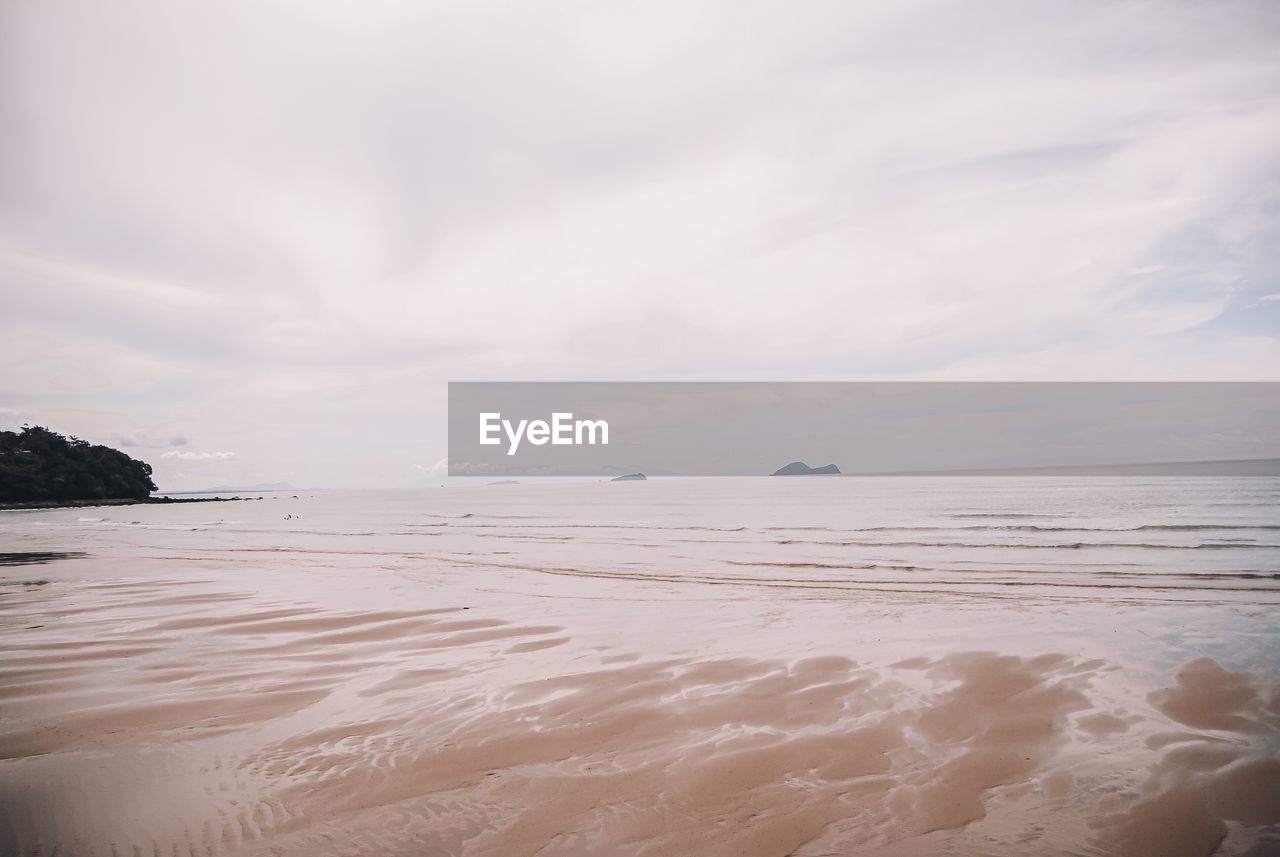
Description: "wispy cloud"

(411, 459), (450, 478)
(161, 450), (236, 461)
(114, 432), (188, 449)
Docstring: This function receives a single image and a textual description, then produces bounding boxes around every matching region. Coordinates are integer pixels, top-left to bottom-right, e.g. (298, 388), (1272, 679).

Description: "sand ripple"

(2, 569), (1278, 857)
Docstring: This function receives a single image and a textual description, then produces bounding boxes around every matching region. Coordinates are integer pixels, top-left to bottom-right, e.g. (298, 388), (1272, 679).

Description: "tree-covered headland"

(0, 426), (157, 504)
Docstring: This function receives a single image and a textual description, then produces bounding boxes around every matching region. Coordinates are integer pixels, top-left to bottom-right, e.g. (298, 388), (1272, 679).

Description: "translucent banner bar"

(448, 382), (1280, 477)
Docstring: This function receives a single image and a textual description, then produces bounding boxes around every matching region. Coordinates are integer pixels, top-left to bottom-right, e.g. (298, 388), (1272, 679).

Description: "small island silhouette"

(611, 473), (647, 481)
(771, 461), (841, 476)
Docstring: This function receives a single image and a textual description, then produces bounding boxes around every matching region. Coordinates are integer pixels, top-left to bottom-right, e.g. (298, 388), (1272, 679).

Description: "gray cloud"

(2, 0), (1278, 488)
(160, 450), (236, 461)
(113, 433), (188, 449)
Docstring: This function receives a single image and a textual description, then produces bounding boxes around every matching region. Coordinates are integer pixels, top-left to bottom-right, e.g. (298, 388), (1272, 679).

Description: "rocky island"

(771, 461), (841, 476)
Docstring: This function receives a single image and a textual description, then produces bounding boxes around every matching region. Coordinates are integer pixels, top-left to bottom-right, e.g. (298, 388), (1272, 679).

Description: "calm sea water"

(4, 476), (1278, 596)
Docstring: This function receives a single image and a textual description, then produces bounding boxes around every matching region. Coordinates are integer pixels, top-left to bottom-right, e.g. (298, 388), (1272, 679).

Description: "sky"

(2, 0), (1279, 490)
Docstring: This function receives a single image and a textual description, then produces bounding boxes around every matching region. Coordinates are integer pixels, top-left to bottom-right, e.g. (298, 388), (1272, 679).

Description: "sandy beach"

(7, 0), (1280, 850)
(2, 478), (1278, 856)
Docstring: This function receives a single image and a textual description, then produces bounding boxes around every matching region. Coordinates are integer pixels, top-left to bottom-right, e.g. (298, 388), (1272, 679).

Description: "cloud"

(113, 432), (188, 449)
(1, 0), (1278, 487)
(1261, 293), (1280, 302)
(161, 450), (236, 461)
(411, 458), (450, 477)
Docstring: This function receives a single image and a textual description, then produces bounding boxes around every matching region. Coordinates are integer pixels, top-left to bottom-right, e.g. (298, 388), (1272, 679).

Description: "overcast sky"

(2, 0), (1279, 489)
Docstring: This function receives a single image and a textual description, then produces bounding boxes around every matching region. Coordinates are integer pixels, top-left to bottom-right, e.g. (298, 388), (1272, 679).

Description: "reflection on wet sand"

(1102, 659), (1280, 857)
(2, 573), (1277, 857)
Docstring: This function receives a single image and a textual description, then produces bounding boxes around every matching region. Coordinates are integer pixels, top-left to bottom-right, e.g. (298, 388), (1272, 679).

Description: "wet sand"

(1, 481), (1278, 855)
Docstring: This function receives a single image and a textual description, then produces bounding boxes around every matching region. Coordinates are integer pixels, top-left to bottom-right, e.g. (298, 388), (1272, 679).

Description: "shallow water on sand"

(1, 478), (1278, 856)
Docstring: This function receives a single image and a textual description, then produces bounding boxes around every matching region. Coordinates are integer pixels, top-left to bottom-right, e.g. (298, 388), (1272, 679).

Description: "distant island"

(851, 458), (1280, 477)
(171, 481), (296, 494)
(488, 480), (521, 486)
(611, 473), (647, 481)
(0, 426), (252, 510)
(771, 461), (841, 476)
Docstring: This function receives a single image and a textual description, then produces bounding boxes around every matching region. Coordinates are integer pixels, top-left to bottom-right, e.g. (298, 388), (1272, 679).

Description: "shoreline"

(0, 495), (258, 511)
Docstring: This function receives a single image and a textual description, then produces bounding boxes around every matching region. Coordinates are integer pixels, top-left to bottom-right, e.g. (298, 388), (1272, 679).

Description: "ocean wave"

(767, 524), (1280, 533)
(724, 560), (1279, 581)
(425, 513), (550, 520)
(771, 539), (1280, 550)
(949, 513), (1059, 519)
(434, 521), (1277, 535)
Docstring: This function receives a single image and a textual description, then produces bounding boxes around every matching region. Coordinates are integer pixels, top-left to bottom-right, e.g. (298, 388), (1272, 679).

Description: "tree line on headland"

(0, 426), (157, 503)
